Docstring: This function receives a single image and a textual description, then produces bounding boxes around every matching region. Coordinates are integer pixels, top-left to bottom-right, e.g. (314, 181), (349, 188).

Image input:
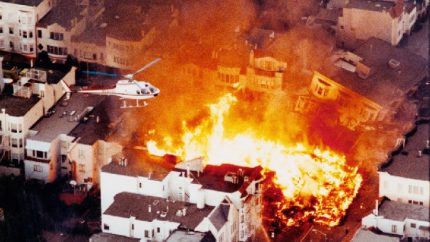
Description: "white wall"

(379, 172), (430, 207)
(100, 172), (139, 213)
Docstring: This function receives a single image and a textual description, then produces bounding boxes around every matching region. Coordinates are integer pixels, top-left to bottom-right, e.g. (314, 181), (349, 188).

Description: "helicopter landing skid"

(120, 99), (148, 109)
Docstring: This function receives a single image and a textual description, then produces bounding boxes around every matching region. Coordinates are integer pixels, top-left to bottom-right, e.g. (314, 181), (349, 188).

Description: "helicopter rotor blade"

(125, 57), (161, 79)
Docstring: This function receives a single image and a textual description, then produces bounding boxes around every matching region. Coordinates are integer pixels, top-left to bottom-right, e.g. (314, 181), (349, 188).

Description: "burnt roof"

(189, 164), (263, 193)
(0, 94), (40, 116)
(104, 192), (214, 230)
(37, 0), (84, 30)
(381, 122), (429, 181)
(378, 198), (429, 221)
(0, 0), (44, 6)
(321, 38), (428, 105)
(208, 204), (230, 231)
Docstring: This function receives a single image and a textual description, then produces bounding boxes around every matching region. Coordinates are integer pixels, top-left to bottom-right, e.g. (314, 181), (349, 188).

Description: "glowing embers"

(147, 93), (362, 226)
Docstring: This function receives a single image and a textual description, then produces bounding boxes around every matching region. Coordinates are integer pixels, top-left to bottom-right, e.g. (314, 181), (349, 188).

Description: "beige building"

(337, 0), (405, 48)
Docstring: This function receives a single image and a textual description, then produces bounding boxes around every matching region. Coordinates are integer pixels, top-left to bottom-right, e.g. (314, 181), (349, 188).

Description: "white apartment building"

(0, 58), (74, 175)
(0, 0), (52, 57)
(378, 122), (429, 207)
(362, 199), (429, 241)
(98, 157), (264, 242)
(24, 93), (122, 187)
(337, 0), (405, 47)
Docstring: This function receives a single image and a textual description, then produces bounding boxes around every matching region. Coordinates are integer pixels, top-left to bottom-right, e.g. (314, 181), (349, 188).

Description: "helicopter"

(61, 58), (161, 108)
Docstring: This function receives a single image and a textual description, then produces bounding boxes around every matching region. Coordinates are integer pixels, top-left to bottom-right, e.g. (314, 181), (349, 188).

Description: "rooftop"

(166, 230), (215, 242)
(0, 0), (44, 6)
(0, 94), (40, 117)
(378, 198), (429, 221)
(321, 38), (428, 105)
(187, 163), (263, 193)
(381, 122), (429, 181)
(208, 203), (230, 231)
(101, 157), (170, 181)
(89, 232), (140, 242)
(352, 228), (400, 242)
(37, 0), (85, 30)
(104, 192), (214, 230)
(30, 93), (106, 142)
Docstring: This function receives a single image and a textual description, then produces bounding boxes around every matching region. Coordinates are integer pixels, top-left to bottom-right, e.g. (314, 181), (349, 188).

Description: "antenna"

(124, 57), (161, 80)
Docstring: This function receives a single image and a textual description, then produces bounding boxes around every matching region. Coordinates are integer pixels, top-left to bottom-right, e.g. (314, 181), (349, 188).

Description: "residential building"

(97, 157), (263, 241)
(379, 122), (429, 207)
(0, 0), (52, 57)
(296, 38), (428, 130)
(337, 0), (405, 47)
(36, 0), (88, 63)
(362, 198), (430, 241)
(403, 1), (418, 35)
(0, 57), (75, 175)
(24, 93), (122, 187)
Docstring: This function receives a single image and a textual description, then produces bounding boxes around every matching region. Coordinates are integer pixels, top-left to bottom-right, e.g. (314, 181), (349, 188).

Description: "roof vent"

(388, 59), (400, 69)
(417, 150), (422, 157)
(160, 211), (167, 218)
(375, 3), (381, 7)
(175, 210), (183, 217)
(426, 140), (429, 149)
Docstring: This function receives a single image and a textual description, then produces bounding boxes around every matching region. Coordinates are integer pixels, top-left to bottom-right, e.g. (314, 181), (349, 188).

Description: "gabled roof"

(208, 204), (230, 231)
(37, 0), (84, 30)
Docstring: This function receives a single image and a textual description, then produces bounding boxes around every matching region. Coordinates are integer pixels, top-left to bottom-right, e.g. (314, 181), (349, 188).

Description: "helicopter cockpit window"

(136, 90), (141, 94)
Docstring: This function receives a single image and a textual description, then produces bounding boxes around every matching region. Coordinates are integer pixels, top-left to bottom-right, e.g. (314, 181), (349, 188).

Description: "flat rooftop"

(90, 233), (140, 242)
(166, 229), (215, 242)
(101, 156), (171, 181)
(0, 94), (40, 117)
(104, 192), (214, 230)
(352, 228), (400, 242)
(188, 164), (263, 193)
(378, 198), (429, 221)
(30, 93), (106, 142)
(381, 122), (429, 181)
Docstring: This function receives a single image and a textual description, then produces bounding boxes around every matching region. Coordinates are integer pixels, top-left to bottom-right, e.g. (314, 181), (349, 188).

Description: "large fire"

(147, 93), (362, 227)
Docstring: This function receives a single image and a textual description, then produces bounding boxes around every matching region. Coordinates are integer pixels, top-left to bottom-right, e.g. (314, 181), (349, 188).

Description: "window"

(131, 224), (134, 230)
(35, 150), (46, 159)
(49, 32), (63, 40)
(0, 27), (2, 34)
(47, 45), (67, 56)
(33, 165), (42, 172)
(9, 41), (13, 49)
(411, 223), (416, 228)
(157, 227), (160, 233)
(103, 224), (109, 230)
(144, 230), (149, 238)
(29, 31), (33, 38)
(9, 27), (13, 35)
(23, 31), (27, 38)
(391, 225), (397, 233)
(11, 138), (18, 148)
(78, 164), (85, 173)
(37, 30), (42, 38)
(29, 44), (33, 52)
(139, 182), (142, 188)
(419, 201), (423, 205)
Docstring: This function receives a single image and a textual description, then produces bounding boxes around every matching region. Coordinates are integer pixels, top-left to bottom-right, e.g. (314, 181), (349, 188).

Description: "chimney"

(148, 205), (152, 213)
(182, 207), (187, 216)
(375, 200), (378, 216)
(426, 140), (429, 149)
(418, 150), (422, 157)
(96, 116), (100, 123)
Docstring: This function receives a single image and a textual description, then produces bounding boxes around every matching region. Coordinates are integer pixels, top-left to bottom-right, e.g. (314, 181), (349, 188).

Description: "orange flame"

(147, 93), (362, 226)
